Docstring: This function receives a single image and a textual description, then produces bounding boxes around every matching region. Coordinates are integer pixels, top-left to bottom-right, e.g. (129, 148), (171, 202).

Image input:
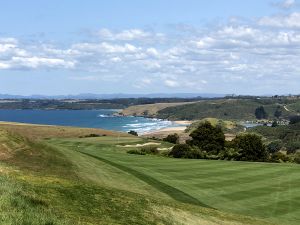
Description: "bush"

(79, 133), (101, 138)
(188, 121), (225, 154)
(127, 149), (145, 155)
(140, 146), (159, 155)
(169, 144), (202, 159)
(286, 141), (300, 154)
(267, 141), (282, 154)
(270, 152), (290, 163)
(233, 134), (269, 162)
(289, 116), (300, 125)
(218, 148), (240, 160)
(163, 133), (179, 144)
(294, 153), (300, 164)
(128, 130), (138, 136)
(255, 106), (268, 119)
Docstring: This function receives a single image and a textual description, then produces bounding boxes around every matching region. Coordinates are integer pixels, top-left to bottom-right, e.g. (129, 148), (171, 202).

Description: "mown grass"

(48, 136), (300, 225)
(1, 127), (270, 225)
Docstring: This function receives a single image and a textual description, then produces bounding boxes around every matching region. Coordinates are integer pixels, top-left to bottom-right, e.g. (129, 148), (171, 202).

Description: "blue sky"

(0, 0), (300, 95)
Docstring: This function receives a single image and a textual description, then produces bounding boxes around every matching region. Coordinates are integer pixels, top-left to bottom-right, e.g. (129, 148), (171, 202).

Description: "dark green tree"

(274, 108), (282, 118)
(255, 106), (268, 119)
(267, 141), (282, 153)
(289, 116), (300, 125)
(271, 120), (278, 127)
(128, 130), (138, 136)
(163, 133), (179, 144)
(188, 121), (225, 154)
(233, 134), (268, 161)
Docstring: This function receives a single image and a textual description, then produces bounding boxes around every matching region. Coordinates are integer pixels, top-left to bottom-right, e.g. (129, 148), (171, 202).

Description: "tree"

(255, 106), (268, 119)
(267, 141), (282, 153)
(188, 121), (225, 154)
(289, 116), (300, 125)
(233, 134), (268, 162)
(271, 120), (278, 127)
(274, 108), (282, 118)
(163, 133), (179, 144)
(128, 130), (138, 136)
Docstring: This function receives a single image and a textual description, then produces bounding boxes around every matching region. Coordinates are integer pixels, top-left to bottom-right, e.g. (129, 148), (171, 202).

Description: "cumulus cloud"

(259, 12), (300, 28)
(96, 28), (165, 42)
(164, 80), (180, 88)
(1, 15), (300, 93)
(273, 0), (297, 9)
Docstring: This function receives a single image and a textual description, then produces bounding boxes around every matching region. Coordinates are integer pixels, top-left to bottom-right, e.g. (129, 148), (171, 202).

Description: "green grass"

(47, 136), (300, 225)
(1, 126), (298, 224)
(157, 99), (294, 120)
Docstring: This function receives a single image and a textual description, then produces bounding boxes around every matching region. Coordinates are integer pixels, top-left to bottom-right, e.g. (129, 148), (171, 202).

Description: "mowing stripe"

(78, 151), (213, 208)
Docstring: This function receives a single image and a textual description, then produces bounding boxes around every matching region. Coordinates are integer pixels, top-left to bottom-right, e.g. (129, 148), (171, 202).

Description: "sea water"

(0, 109), (180, 134)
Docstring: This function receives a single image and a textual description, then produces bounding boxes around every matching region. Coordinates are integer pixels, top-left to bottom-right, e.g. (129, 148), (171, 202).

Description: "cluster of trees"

(168, 121), (299, 163)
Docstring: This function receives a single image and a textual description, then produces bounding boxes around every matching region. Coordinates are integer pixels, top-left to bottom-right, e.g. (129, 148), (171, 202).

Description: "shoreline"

(143, 120), (192, 135)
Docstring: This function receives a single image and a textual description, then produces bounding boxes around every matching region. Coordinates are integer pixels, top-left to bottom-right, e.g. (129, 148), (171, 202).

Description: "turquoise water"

(0, 109), (179, 134)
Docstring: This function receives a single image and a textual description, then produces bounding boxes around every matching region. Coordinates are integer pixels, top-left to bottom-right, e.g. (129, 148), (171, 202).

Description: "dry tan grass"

(120, 102), (198, 117)
(0, 121), (129, 140)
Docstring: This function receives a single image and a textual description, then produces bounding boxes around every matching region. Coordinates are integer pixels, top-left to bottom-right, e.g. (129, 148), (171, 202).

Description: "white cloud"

(259, 12), (300, 28)
(164, 80), (180, 88)
(1, 15), (300, 93)
(10, 56), (75, 69)
(96, 28), (165, 42)
(273, 0), (297, 9)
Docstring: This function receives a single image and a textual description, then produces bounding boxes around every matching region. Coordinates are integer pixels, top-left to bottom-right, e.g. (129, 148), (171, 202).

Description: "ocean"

(0, 109), (181, 134)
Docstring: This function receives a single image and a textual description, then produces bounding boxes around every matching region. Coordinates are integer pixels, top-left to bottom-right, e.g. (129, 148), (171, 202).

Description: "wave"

(97, 114), (111, 118)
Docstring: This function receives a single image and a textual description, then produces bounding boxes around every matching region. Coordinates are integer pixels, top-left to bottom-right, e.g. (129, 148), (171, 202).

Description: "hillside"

(0, 123), (299, 224)
(119, 101), (197, 117)
(156, 98), (296, 120)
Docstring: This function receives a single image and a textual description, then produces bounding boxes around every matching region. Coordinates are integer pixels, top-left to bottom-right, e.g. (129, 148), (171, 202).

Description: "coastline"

(143, 120), (192, 135)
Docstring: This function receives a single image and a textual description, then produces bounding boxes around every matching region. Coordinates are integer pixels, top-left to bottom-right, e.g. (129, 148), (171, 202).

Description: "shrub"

(286, 141), (300, 154)
(79, 133), (101, 138)
(127, 149), (146, 155)
(289, 116), (300, 125)
(169, 144), (202, 159)
(188, 121), (225, 154)
(255, 106), (268, 119)
(271, 120), (278, 127)
(233, 134), (269, 162)
(128, 130), (138, 136)
(140, 146), (159, 155)
(267, 141), (283, 154)
(218, 148), (240, 160)
(163, 133), (179, 144)
(270, 152), (290, 163)
(294, 153), (300, 164)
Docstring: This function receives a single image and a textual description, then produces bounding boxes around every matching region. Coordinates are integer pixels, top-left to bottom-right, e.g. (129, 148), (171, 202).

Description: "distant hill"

(156, 98), (296, 120)
(0, 93), (225, 99)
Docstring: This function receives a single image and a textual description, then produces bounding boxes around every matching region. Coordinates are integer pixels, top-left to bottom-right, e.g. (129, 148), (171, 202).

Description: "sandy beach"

(143, 120), (192, 136)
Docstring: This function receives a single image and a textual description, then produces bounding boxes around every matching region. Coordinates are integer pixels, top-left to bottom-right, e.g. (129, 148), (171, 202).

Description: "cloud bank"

(1, 12), (300, 92)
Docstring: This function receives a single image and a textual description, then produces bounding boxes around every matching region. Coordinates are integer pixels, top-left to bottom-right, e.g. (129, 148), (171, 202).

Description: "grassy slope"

(186, 118), (244, 134)
(0, 124), (268, 225)
(120, 101), (197, 117)
(48, 137), (300, 225)
(157, 99), (294, 120)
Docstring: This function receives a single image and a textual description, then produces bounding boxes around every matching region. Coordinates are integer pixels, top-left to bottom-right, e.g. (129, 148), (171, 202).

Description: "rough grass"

(0, 121), (129, 140)
(120, 102), (197, 117)
(157, 99), (293, 120)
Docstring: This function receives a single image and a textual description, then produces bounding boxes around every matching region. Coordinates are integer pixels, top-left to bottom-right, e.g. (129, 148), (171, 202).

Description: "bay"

(0, 109), (179, 134)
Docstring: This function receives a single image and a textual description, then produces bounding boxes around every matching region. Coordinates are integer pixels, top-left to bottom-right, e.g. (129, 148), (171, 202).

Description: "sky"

(0, 0), (300, 95)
